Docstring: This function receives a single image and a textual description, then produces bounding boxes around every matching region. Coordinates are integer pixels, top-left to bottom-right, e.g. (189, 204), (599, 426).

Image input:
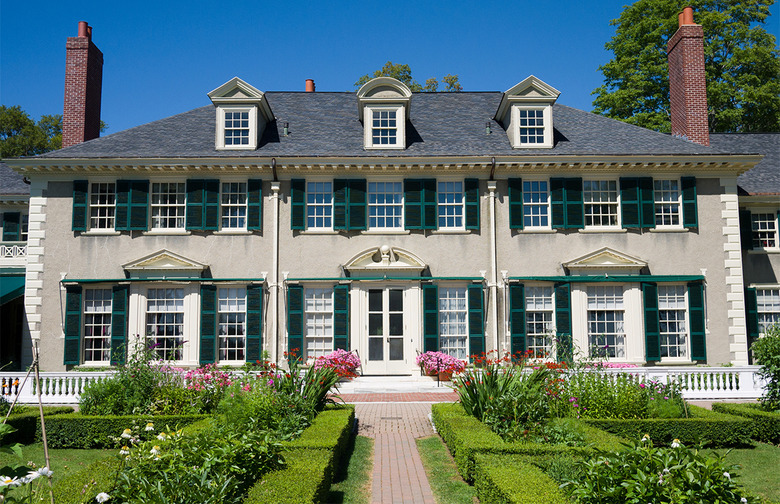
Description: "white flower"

(0, 475), (20, 487)
(663, 468), (670, 474)
(641, 434), (650, 443)
(120, 428), (132, 439)
(119, 446), (130, 456)
(150, 445), (160, 456)
(723, 471), (731, 481)
(145, 422), (154, 432)
(96, 492), (111, 503)
(36, 466), (53, 478)
(741, 498), (748, 503)
(671, 439), (681, 448)
(24, 471), (40, 482)
(157, 432), (168, 441)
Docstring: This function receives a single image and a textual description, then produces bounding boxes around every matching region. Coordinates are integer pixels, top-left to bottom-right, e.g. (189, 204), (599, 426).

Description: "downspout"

(488, 157), (499, 355)
(270, 159), (281, 365)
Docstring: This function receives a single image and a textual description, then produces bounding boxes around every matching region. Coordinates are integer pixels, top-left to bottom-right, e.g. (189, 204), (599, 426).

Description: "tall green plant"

(753, 324), (780, 412)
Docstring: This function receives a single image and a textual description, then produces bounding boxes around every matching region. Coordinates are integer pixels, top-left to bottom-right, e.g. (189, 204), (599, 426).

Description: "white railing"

(0, 242), (27, 259)
(0, 372), (113, 405)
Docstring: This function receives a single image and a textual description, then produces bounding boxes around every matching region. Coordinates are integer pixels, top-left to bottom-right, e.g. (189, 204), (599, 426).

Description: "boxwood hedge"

(711, 402), (780, 444)
(0, 406), (74, 444)
(474, 453), (571, 504)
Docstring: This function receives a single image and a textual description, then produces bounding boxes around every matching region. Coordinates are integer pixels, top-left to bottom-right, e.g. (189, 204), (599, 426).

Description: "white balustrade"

(0, 372), (114, 405)
(0, 243), (27, 258)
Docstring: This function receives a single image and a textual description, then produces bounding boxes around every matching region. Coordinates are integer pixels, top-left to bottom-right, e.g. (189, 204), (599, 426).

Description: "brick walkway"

(345, 394), (457, 504)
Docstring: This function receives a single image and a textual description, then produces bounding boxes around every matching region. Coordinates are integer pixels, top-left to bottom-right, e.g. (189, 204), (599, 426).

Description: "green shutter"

(642, 282), (660, 361)
(465, 178), (480, 230)
(467, 284), (484, 358)
(204, 179), (220, 230)
(681, 177), (698, 228)
(186, 179), (204, 230)
(246, 285), (263, 362)
(333, 284), (349, 350)
(199, 285), (217, 365)
(746, 287), (759, 339)
(287, 285), (304, 359)
(688, 281), (706, 361)
(63, 285), (82, 366)
(2, 212), (21, 241)
(247, 179), (263, 231)
(72, 180), (88, 232)
(422, 284), (439, 352)
(115, 180), (129, 230)
(564, 178), (584, 229)
(291, 179), (306, 230)
(334, 179), (366, 231)
(116, 180), (149, 231)
(620, 177), (641, 228)
(404, 179), (437, 230)
(550, 178), (565, 229)
(554, 282), (572, 363)
(509, 284), (526, 358)
(333, 179), (347, 230)
(110, 285), (128, 365)
(639, 177), (656, 229)
(739, 210), (753, 250)
(422, 179), (437, 229)
(508, 178), (524, 229)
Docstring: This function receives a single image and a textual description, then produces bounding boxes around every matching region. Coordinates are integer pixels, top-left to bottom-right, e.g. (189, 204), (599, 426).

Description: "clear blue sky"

(2, 0), (778, 135)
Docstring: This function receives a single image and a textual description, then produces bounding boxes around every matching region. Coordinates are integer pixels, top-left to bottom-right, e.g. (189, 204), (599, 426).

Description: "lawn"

(327, 435), (374, 504)
(725, 442), (780, 503)
(417, 435), (477, 504)
(0, 442), (112, 485)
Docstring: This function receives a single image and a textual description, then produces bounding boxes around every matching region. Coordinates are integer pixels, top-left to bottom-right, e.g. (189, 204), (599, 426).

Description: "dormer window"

(357, 77), (412, 150)
(495, 75), (560, 149)
(208, 77), (273, 151)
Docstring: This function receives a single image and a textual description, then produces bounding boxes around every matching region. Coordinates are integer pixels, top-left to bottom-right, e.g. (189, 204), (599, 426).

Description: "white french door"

(360, 286), (417, 375)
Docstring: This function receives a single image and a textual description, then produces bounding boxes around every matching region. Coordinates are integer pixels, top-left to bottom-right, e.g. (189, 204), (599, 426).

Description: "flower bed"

(311, 349), (361, 378)
(416, 351), (466, 375)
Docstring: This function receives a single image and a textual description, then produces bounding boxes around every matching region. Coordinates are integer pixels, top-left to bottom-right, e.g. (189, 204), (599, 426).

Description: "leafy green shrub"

(283, 405), (355, 477)
(561, 437), (759, 503)
(711, 402), (780, 444)
(482, 367), (554, 441)
(0, 406), (74, 444)
(453, 353), (521, 422)
(752, 324), (780, 411)
(243, 449), (332, 504)
(474, 453), (571, 504)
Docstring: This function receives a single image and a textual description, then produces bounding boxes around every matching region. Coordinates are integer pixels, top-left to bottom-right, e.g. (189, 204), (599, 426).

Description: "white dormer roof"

(356, 77), (412, 119)
(494, 75), (561, 121)
(122, 249), (208, 278)
(563, 247), (647, 275)
(207, 77), (274, 121)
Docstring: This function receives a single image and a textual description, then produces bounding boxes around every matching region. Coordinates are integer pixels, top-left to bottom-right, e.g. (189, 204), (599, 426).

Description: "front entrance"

(359, 286), (418, 375)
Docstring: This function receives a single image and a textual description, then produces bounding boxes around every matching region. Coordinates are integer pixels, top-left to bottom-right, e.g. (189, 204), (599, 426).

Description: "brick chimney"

(667, 6), (709, 146)
(62, 21), (103, 148)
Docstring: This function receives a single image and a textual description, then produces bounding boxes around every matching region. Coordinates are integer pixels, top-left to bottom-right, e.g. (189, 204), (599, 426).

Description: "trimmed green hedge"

(53, 457), (121, 504)
(42, 413), (208, 448)
(711, 402), (780, 444)
(581, 404), (753, 447)
(244, 405), (356, 504)
(431, 403), (624, 483)
(474, 453), (571, 504)
(0, 406), (75, 444)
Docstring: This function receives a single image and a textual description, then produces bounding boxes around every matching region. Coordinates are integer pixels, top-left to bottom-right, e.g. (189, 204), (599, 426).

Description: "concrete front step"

(333, 375), (456, 394)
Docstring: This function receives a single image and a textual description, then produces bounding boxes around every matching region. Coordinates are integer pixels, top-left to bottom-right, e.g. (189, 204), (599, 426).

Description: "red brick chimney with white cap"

(62, 21), (103, 148)
(667, 6), (709, 146)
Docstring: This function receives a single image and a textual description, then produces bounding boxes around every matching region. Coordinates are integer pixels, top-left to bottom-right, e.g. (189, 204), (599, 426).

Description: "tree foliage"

(593, 0), (780, 133)
(355, 61), (463, 92)
(0, 105), (62, 157)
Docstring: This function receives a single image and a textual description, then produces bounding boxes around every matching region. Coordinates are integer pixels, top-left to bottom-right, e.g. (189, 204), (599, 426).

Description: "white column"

(487, 180), (499, 354)
(270, 181), (281, 364)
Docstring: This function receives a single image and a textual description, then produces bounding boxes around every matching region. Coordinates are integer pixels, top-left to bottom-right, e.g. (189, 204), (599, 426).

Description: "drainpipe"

(270, 160), (281, 365)
(487, 179), (499, 356)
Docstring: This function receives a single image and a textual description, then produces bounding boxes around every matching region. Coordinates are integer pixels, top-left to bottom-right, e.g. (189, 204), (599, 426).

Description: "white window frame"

(583, 179), (620, 229)
(653, 179), (682, 228)
(306, 180), (334, 231)
(756, 287), (780, 335)
(364, 105), (406, 150)
(750, 210), (779, 250)
(511, 105), (553, 148)
(216, 106), (258, 150)
(20, 213), (29, 242)
(522, 179), (551, 229)
(437, 179), (465, 230)
(220, 181), (248, 231)
(88, 182), (116, 231)
(525, 285), (555, 359)
(83, 288), (112, 364)
(658, 284), (690, 361)
(438, 286), (468, 360)
(218, 286), (247, 363)
(304, 287), (334, 358)
(367, 180), (404, 231)
(150, 181), (186, 230)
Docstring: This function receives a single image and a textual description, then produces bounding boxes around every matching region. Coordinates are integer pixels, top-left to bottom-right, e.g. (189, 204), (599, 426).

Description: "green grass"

(724, 442), (780, 503)
(417, 435), (477, 504)
(0, 442), (113, 484)
(327, 435), (374, 504)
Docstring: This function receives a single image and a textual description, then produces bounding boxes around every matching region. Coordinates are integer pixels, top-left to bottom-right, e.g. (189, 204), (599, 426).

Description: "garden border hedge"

(473, 453), (571, 504)
(581, 405), (753, 447)
(0, 406), (74, 444)
(711, 402), (780, 444)
(244, 404), (356, 504)
(431, 403), (624, 483)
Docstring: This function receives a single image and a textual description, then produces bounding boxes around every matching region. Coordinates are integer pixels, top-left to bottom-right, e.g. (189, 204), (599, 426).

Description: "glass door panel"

(368, 289), (384, 361)
(388, 289), (404, 361)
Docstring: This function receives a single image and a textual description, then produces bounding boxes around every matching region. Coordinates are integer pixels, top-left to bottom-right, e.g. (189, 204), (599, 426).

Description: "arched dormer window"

(356, 77), (412, 150)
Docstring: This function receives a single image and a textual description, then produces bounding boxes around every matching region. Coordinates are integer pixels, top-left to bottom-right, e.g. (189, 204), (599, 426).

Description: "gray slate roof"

(710, 133), (780, 195)
(0, 162), (29, 195)
(37, 92), (722, 159)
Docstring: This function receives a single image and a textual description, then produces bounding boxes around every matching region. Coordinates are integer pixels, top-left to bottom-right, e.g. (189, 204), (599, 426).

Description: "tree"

(355, 61), (462, 92)
(592, 0), (780, 133)
(0, 105), (62, 157)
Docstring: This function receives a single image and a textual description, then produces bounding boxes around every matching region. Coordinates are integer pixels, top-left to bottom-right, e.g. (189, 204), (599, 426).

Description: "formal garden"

(0, 326), (778, 503)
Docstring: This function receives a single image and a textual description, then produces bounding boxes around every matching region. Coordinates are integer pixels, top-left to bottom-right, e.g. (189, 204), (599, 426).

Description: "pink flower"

(242, 384), (251, 391)
(639, 383), (646, 388)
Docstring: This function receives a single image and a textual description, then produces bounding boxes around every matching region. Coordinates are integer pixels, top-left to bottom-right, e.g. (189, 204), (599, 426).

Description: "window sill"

(299, 229), (339, 235)
(362, 230), (410, 235)
(142, 230), (191, 236)
(578, 228), (627, 234)
(213, 230), (253, 235)
(81, 230), (121, 236)
(649, 227), (688, 233)
(748, 248), (780, 254)
(658, 359), (695, 366)
(430, 229), (470, 235)
(515, 228), (556, 234)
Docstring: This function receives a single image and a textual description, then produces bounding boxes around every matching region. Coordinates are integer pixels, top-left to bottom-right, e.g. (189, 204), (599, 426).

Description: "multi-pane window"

(145, 288), (184, 360)
(438, 181), (464, 229)
(20, 214), (28, 242)
(221, 182), (247, 229)
(304, 288), (333, 358)
(151, 183), (186, 229)
(83, 289), (112, 363)
(525, 286), (554, 358)
(518, 109), (545, 144)
(306, 182), (332, 229)
(368, 182), (403, 229)
(372, 110), (397, 145)
(751, 213), (778, 248)
(583, 180), (619, 226)
(757, 288), (780, 334)
(224, 111), (249, 146)
(654, 180), (681, 226)
(218, 287), (246, 361)
(439, 287), (468, 359)
(523, 181), (549, 228)
(658, 285), (688, 358)
(587, 286), (625, 358)
(89, 183), (116, 229)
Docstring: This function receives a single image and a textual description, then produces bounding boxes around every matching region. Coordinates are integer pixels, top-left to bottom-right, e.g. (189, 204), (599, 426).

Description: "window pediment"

(563, 247), (647, 275)
(122, 249), (207, 278)
(344, 245), (426, 275)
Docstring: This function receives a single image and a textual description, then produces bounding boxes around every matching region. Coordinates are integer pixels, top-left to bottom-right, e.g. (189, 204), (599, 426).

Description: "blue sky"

(2, 0), (778, 135)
